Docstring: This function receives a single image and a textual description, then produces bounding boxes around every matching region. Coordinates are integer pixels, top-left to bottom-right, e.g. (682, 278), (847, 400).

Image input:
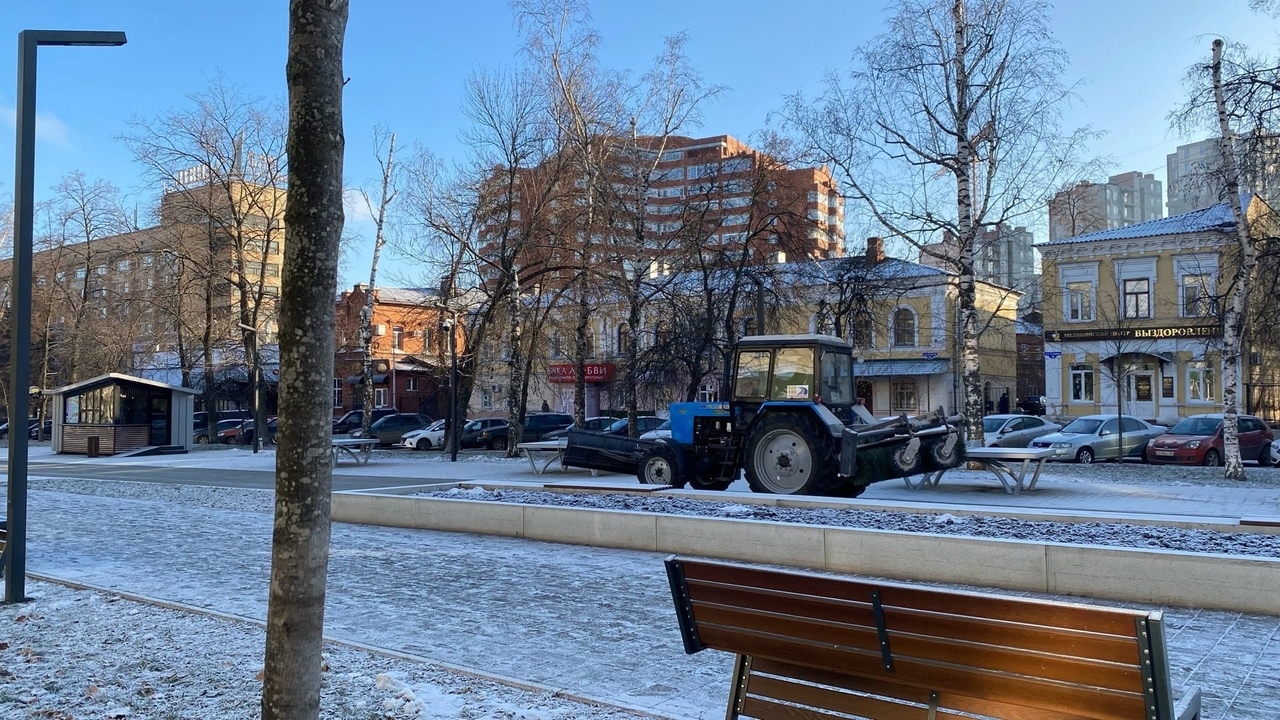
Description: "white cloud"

(342, 187), (377, 225)
(0, 104), (73, 149)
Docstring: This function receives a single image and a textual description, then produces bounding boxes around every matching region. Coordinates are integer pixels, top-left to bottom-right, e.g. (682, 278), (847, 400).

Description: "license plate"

(1154, 450), (1175, 457)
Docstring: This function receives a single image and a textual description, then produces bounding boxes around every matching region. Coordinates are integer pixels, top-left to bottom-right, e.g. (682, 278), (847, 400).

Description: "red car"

(1145, 413), (1274, 466)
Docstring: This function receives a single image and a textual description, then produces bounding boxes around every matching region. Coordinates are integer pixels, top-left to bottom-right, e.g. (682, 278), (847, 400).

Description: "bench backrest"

(667, 556), (1184, 720)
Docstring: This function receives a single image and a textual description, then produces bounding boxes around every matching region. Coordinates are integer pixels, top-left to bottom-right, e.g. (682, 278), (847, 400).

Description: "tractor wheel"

(927, 433), (962, 469)
(744, 414), (838, 495)
(638, 444), (684, 488)
(827, 480), (867, 498)
(688, 476), (734, 492)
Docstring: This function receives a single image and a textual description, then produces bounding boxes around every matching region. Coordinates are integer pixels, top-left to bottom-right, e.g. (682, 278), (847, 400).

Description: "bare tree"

(781, 0), (1092, 444)
(357, 126), (399, 435)
(260, 0), (347, 717)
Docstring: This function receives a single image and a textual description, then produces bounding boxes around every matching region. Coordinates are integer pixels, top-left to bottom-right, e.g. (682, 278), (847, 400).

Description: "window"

(115, 259), (130, 272)
(480, 387), (494, 409)
(1070, 364), (1095, 402)
(1120, 417), (1147, 433)
(1187, 361), (1217, 402)
(735, 350), (771, 399)
(422, 328), (434, 353)
(771, 348), (815, 400)
(1066, 281), (1094, 322)
(617, 324), (631, 355)
(392, 326), (404, 350)
(891, 381), (918, 412)
(374, 388), (388, 408)
(1181, 274), (1215, 317)
(1122, 278), (1150, 318)
(406, 377), (418, 391)
(551, 332), (564, 358)
(332, 378), (343, 408)
(583, 331), (595, 358)
(820, 350), (854, 405)
(696, 382), (719, 402)
(892, 308), (916, 347)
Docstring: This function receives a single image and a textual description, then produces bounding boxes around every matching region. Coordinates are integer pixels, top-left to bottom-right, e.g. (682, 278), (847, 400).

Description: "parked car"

(1271, 437), (1280, 466)
(214, 418), (250, 444)
(477, 412), (573, 451)
(28, 419), (54, 441)
(461, 418), (509, 449)
(0, 418), (40, 440)
(602, 416), (667, 438)
(332, 408), (398, 435)
(640, 419), (672, 440)
(981, 414), (1062, 448)
(539, 416), (615, 441)
(351, 413), (434, 446)
(1029, 414), (1167, 464)
(237, 417), (279, 446)
(1144, 414), (1274, 466)
(401, 419), (450, 450)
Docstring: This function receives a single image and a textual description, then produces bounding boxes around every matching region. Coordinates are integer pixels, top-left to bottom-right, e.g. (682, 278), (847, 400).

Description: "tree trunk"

(261, 1), (347, 718)
(506, 271), (525, 455)
(1211, 38), (1254, 481)
(360, 131), (397, 432)
(951, 0), (985, 444)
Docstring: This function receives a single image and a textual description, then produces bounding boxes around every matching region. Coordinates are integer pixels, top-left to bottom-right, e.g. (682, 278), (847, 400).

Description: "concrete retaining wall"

(332, 489), (1280, 614)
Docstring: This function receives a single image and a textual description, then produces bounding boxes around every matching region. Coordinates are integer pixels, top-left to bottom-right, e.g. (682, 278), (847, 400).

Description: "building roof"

(1041, 202), (1237, 245)
(44, 372), (200, 397)
(855, 358), (950, 377)
(376, 287), (439, 306)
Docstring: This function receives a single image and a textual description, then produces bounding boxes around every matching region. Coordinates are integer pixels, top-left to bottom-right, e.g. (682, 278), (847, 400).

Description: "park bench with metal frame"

(666, 555), (1201, 720)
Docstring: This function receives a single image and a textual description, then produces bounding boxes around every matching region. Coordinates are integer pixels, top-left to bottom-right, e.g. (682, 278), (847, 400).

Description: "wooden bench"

(905, 446), (1054, 494)
(665, 556), (1201, 720)
(331, 438), (380, 465)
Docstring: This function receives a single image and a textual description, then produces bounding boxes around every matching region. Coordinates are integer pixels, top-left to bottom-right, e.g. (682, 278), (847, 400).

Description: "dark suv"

(332, 408), (398, 435)
(477, 412), (573, 451)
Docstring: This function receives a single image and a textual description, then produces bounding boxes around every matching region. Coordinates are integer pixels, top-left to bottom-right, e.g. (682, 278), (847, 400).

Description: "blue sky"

(2, 0), (1277, 288)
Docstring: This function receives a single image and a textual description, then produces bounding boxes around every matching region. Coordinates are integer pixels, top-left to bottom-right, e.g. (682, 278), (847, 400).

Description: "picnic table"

(331, 437), (380, 466)
(516, 439), (569, 474)
(903, 446), (1054, 495)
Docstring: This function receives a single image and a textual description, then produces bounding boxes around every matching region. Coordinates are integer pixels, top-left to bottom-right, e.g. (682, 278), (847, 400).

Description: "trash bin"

(86, 435), (100, 458)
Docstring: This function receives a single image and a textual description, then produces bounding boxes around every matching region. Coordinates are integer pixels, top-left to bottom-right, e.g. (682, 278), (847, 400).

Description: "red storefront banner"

(547, 362), (616, 384)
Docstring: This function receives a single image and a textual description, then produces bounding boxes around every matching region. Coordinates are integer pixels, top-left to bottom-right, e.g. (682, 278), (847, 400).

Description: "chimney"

(865, 237), (885, 264)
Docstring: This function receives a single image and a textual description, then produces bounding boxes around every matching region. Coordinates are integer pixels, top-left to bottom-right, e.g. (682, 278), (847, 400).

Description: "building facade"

(1048, 171), (1164, 242)
(1039, 200), (1280, 423)
(918, 224), (1035, 293)
(333, 284), (460, 419)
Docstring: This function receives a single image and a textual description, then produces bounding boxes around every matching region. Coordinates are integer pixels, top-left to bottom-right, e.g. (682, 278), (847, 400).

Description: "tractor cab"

(730, 334), (856, 428)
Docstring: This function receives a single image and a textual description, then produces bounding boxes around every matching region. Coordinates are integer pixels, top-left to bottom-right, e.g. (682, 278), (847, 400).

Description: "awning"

(856, 359), (950, 377)
(345, 373), (389, 385)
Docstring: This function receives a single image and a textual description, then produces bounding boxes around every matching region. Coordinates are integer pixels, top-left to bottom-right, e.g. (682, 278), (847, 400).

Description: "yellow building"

(1039, 199), (1280, 423)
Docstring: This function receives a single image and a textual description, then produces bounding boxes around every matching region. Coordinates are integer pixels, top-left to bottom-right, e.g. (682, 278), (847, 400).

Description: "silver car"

(1030, 414), (1167, 464)
(981, 414), (1062, 448)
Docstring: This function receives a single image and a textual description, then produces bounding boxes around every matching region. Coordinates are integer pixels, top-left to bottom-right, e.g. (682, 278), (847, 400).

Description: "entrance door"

(1124, 370), (1156, 419)
(856, 380), (873, 413)
(148, 393), (171, 446)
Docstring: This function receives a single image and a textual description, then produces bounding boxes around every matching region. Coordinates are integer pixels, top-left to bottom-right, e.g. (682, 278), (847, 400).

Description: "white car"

(1271, 437), (1280, 466)
(401, 419), (448, 451)
(640, 419), (671, 440)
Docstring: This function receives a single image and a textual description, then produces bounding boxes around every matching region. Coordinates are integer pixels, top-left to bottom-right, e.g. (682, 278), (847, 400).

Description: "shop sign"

(547, 362), (616, 384)
(1044, 324), (1220, 343)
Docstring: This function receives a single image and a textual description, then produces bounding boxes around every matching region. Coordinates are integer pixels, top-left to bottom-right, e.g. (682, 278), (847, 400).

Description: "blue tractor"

(568, 333), (965, 497)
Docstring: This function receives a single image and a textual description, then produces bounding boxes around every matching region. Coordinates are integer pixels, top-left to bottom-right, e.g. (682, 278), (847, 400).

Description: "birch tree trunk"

(951, 0), (985, 444)
(359, 130), (397, 432)
(261, 0), (347, 717)
(1211, 38), (1254, 481)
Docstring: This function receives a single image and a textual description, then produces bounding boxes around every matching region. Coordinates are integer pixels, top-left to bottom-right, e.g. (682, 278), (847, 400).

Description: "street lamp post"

(7, 30), (127, 605)
(238, 323), (265, 453)
(441, 314), (460, 462)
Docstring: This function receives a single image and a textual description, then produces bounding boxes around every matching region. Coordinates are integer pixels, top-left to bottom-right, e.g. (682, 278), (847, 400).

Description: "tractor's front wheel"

(744, 414), (838, 495)
(638, 444), (684, 488)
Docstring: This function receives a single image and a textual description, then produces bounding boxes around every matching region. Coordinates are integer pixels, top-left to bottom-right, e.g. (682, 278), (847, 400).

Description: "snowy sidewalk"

(6, 476), (1280, 719)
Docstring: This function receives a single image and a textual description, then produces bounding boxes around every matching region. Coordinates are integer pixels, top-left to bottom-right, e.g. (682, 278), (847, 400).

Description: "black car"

(602, 416), (666, 438)
(237, 417), (279, 446)
(477, 412), (573, 451)
(0, 418), (39, 440)
(332, 408), (398, 435)
(540, 416), (615, 441)
(28, 419), (54, 440)
(459, 418), (509, 449)
(353, 413), (434, 446)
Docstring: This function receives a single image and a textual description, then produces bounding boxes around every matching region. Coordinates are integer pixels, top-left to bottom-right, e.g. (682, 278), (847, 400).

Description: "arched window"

(892, 307), (916, 347)
(617, 324), (631, 355)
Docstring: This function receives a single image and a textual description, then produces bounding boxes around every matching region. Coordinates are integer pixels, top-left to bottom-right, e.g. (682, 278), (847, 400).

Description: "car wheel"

(416, 438), (431, 451)
(1203, 449), (1222, 467)
(1258, 446), (1272, 468)
(490, 437), (508, 451)
(195, 435), (209, 445)
(1075, 447), (1094, 465)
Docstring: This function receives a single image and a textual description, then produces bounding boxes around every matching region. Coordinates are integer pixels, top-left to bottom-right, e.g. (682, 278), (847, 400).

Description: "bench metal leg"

(1024, 459), (1048, 491)
(902, 470), (945, 489)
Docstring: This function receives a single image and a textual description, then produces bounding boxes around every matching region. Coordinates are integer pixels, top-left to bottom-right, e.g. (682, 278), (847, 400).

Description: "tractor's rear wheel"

(744, 414), (838, 495)
(638, 444), (684, 488)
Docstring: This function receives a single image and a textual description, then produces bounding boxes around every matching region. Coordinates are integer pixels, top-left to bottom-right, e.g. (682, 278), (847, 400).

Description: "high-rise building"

(1166, 136), (1280, 216)
(1047, 172), (1163, 242)
(917, 223), (1035, 292)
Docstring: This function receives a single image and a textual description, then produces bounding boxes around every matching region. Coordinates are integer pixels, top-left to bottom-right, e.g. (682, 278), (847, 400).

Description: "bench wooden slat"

(669, 557), (1200, 720)
(683, 561), (1142, 636)
(696, 624), (1147, 719)
(688, 581), (1144, 664)
(749, 658), (1104, 720)
(693, 603), (1143, 691)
